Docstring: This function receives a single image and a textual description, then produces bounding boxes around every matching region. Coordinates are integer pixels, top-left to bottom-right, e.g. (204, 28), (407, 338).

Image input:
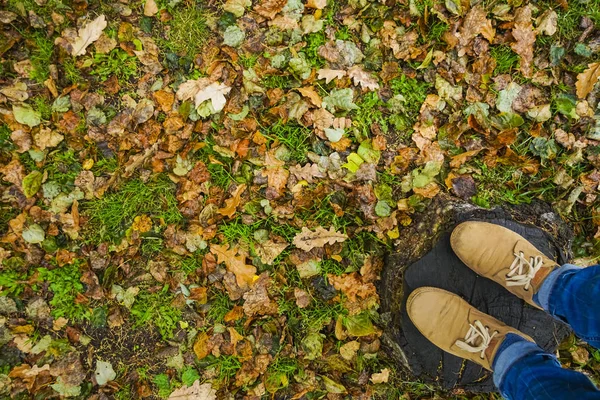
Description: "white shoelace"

(455, 320), (498, 358)
(506, 251), (543, 290)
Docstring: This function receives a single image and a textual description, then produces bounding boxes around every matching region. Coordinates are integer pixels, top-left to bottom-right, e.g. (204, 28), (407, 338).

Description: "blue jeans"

(492, 264), (600, 399)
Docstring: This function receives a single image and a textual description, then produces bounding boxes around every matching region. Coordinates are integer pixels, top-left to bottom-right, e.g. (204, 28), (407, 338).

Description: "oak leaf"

(71, 15), (108, 56)
(210, 244), (256, 288)
(292, 226), (348, 251)
(297, 86), (322, 107)
(576, 63), (600, 99)
(218, 184), (247, 218)
(348, 66), (380, 91)
(457, 5), (494, 55)
(168, 380), (216, 400)
(176, 79), (232, 112)
(511, 6), (536, 77)
(254, 0), (287, 19)
(317, 69), (346, 84)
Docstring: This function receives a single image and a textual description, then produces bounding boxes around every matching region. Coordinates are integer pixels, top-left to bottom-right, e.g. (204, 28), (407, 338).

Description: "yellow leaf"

(210, 244), (257, 288)
(576, 63), (600, 99)
(193, 332), (210, 360)
(218, 184), (247, 218)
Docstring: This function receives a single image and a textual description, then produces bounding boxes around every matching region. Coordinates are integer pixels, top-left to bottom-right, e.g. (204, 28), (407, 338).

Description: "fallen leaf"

(33, 128), (64, 150)
(370, 368), (390, 384)
(255, 240), (288, 265)
(511, 6), (536, 77)
(348, 66), (380, 91)
(210, 244), (257, 288)
(576, 63), (600, 99)
(297, 86), (323, 107)
(71, 15), (108, 56)
(457, 5), (495, 55)
(536, 9), (557, 36)
(294, 287), (311, 308)
(13, 104), (41, 127)
(292, 226), (348, 251)
(242, 273), (278, 316)
(339, 340), (360, 360)
(317, 69), (347, 84)
(306, 0), (327, 9)
(254, 0), (287, 19)
(176, 79), (232, 113)
(94, 360), (116, 386)
(168, 380), (217, 400)
(218, 184), (247, 218)
(144, 0), (159, 16)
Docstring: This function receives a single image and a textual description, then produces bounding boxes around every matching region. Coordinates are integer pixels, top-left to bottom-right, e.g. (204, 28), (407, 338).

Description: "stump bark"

(379, 195), (573, 392)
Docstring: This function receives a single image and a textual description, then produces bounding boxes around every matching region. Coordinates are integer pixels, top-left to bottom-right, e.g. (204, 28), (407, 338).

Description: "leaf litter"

(1, 0), (600, 398)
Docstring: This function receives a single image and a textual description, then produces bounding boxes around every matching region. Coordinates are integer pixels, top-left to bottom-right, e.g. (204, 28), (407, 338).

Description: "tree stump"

(379, 195), (573, 392)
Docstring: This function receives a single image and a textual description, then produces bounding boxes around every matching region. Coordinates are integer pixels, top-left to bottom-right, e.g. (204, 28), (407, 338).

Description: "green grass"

(27, 33), (54, 83)
(83, 175), (183, 244)
(261, 74), (293, 89)
(490, 45), (520, 75)
(265, 357), (300, 393)
(130, 286), (182, 339)
(471, 161), (558, 208)
(91, 49), (139, 84)
(62, 58), (83, 84)
(33, 96), (52, 120)
(37, 261), (90, 321)
(0, 123), (15, 155)
(262, 121), (312, 163)
(45, 149), (82, 191)
(163, 4), (209, 57)
(303, 31), (327, 68)
(556, 0), (600, 41)
(207, 289), (234, 323)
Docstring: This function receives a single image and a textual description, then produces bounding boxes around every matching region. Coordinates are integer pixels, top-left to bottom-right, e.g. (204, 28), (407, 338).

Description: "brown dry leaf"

(294, 287), (311, 308)
(168, 380), (217, 400)
(218, 184), (247, 218)
(348, 66), (380, 91)
(511, 6), (536, 77)
(210, 244), (257, 288)
(144, 0), (159, 16)
(339, 340), (360, 361)
(70, 15), (108, 56)
(317, 69), (346, 84)
(536, 9), (557, 36)
(193, 332), (210, 360)
(450, 149), (481, 168)
(576, 63), (600, 99)
(255, 240), (288, 265)
(292, 226), (348, 251)
(254, 0), (287, 19)
(313, 108), (335, 130)
(297, 86), (322, 107)
(370, 368), (390, 384)
(328, 272), (377, 302)
(289, 163), (325, 183)
(262, 151), (289, 199)
(33, 128), (64, 151)
(242, 273), (278, 316)
(457, 5), (495, 55)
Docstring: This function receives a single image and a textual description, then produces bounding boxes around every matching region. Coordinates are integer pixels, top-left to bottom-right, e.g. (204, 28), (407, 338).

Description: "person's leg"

(493, 333), (600, 400)
(535, 264), (600, 348)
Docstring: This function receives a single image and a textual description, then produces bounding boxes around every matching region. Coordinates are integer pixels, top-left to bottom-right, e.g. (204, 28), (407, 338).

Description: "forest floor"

(1, 0), (600, 398)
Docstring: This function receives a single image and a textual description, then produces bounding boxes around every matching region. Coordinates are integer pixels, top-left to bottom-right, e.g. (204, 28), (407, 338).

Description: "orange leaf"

(576, 62), (600, 99)
(218, 184), (247, 218)
(210, 244), (256, 288)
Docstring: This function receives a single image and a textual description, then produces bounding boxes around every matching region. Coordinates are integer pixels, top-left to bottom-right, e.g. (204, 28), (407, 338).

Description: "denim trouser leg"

(492, 265), (600, 399)
(535, 264), (600, 348)
(492, 334), (600, 400)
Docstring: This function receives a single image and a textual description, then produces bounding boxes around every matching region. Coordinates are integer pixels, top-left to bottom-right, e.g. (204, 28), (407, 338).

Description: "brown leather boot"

(451, 221), (559, 309)
(407, 287), (533, 370)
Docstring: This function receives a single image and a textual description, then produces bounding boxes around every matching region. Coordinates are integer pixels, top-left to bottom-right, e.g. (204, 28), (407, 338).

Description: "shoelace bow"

(506, 251), (543, 290)
(455, 320), (498, 359)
